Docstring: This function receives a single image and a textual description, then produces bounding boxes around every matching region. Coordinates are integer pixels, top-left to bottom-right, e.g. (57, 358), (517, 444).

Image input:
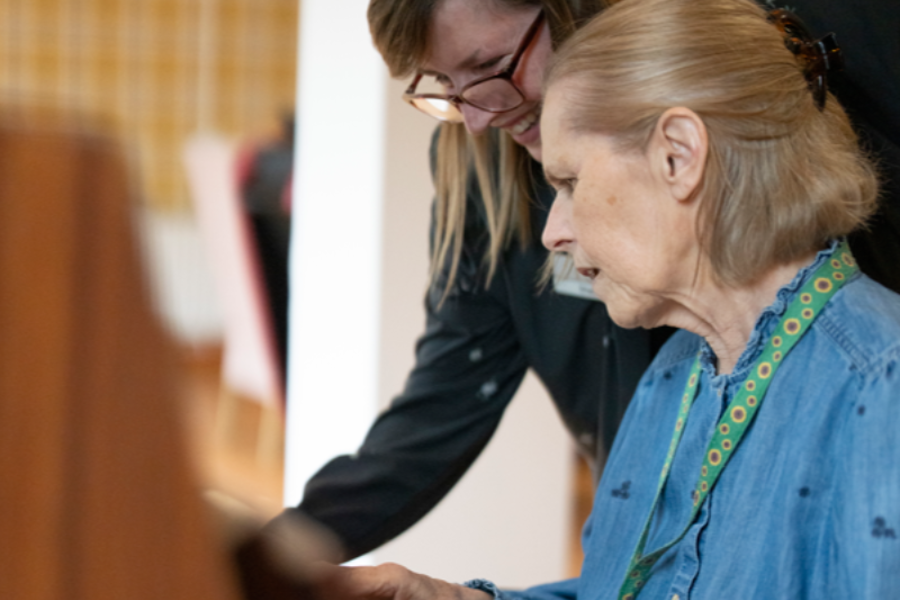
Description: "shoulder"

(616, 329), (700, 420)
(817, 274), (900, 377)
(647, 328), (702, 373)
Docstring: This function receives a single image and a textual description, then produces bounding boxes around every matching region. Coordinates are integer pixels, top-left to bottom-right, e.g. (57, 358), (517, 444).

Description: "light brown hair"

(368, 0), (607, 294)
(545, 0), (878, 285)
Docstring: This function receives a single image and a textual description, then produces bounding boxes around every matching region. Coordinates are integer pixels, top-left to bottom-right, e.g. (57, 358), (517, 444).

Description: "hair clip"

(767, 8), (843, 110)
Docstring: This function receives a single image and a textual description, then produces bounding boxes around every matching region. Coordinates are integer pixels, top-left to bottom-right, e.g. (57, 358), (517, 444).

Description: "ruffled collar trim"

(698, 239), (841, 392)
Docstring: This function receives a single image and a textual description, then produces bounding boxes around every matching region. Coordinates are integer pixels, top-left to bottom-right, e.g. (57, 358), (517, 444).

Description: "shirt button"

(477, 379), (498, 399)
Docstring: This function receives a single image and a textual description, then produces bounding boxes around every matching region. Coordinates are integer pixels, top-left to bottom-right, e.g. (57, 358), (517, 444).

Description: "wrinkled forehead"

(540, 83), (579, 163)
(543, 78), (581, 128)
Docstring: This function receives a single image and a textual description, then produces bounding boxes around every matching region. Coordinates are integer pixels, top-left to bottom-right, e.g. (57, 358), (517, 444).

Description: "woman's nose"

(460, 103), (496, 135)
(542, 196), (574, 252)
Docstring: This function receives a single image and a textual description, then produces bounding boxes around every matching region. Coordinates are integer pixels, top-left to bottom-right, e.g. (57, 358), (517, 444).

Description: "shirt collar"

(698, 239), (843, 390)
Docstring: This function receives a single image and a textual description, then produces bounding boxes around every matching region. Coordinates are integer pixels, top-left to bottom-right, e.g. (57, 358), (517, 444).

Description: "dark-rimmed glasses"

(403, 10), (545, 123)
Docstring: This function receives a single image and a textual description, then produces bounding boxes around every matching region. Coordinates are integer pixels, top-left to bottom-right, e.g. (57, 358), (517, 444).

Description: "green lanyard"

(618, 242), (858, 600)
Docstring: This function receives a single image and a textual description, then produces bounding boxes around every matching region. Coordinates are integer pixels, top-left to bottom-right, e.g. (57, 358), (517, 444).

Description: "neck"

(665, 253), (817, 375)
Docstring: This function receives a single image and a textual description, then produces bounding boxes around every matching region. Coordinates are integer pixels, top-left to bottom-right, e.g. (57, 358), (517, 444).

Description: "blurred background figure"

(236, 112), (295, 379)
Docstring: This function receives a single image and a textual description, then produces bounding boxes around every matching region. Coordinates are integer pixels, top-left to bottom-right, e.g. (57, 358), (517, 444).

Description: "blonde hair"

(368, 0), (607, 294)
(546, 0), (879, 285)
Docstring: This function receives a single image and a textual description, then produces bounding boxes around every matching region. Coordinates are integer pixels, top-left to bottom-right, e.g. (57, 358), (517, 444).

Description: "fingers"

(312, 563), (468, 600)
(311, 563), (402, 599)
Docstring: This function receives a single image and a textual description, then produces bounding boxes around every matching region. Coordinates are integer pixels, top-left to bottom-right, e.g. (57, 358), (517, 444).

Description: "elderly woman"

(534, 0), (898, 596)
(308, 0), (900, 597)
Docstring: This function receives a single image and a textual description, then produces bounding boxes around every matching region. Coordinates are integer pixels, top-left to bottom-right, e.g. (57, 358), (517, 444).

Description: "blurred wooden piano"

(0, 110), (331, 600)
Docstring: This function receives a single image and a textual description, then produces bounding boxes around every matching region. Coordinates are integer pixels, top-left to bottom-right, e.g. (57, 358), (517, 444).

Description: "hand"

(312, 562), (493, 600)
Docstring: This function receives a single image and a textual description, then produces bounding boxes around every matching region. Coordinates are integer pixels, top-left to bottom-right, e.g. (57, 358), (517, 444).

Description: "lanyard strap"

(618, 242), (858, 600)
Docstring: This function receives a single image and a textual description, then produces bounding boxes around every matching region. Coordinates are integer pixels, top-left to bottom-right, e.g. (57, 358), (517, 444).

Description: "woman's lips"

(508, 108), (539, 136)
(577, 267), (600, 279)
(499, 106), (542, 157)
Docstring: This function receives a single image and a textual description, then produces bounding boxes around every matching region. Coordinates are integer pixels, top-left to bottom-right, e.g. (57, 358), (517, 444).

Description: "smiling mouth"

(577, 267), (600, 280)
(507, 108), (539, 136)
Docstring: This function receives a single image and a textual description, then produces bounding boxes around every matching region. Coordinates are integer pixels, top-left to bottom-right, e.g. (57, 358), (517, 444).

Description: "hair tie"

(767, 8), (843, 110)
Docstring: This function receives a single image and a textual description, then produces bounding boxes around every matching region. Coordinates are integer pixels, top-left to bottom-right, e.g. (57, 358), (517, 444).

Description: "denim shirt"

(468, 243), (900, 599)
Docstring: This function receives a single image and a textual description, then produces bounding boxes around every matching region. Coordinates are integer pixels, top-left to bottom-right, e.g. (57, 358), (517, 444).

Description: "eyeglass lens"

(462, 78), (524, 111)
(410, 96), (462, 122)
(408, 75), (524, 119)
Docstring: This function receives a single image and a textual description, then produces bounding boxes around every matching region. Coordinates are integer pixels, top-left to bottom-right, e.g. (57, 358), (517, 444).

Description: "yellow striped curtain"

(0, 0), (298, 211)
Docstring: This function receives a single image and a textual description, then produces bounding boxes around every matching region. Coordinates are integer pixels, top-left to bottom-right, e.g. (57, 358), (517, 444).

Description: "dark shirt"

(785, 0), (900, 293)
(470, 246), (900, 599)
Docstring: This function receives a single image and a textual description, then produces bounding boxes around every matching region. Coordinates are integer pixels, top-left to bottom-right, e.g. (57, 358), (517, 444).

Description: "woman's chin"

(511, 125), (542, 162)
(601, 292), (654, 330)
(608, 301), (669, 331)
(606, 309), (644, 330)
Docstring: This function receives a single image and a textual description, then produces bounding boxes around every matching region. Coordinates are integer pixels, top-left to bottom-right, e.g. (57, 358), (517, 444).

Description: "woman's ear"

(650, 107), (708, 203)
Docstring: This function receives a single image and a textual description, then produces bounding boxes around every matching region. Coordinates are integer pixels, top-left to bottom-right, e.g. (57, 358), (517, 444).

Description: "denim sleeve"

(834, 353), (900, 595)
(465, 578), (580, 600)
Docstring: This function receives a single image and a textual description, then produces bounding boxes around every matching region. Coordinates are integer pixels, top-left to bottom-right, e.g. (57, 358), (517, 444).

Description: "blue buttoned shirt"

(468, 243), (900, 599)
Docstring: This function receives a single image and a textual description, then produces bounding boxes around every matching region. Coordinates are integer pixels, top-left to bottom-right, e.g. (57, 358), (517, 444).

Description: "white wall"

(285, 0), (573, 589)
(284, 0), (387, 494)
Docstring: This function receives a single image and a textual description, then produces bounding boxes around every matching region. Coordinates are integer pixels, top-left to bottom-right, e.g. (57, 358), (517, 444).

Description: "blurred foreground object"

(0, 110), (321, 599)
(233, 510), (344, 599)
(0, 109), (239, 598)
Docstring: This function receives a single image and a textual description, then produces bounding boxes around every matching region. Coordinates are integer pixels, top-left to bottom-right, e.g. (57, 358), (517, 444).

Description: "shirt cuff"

(464, 579), (508, 599)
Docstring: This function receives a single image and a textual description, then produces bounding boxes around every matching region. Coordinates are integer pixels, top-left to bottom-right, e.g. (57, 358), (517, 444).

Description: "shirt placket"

(666, 374), (733, 600)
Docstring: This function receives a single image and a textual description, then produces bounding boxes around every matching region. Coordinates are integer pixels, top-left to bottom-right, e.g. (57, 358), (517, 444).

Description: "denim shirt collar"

(698, 239), (842, 393)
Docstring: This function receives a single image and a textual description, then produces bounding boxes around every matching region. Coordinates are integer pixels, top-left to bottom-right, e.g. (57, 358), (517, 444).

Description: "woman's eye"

(552, 179), (577, 199)
(476, 56), (506, 72)
(547, 173), (577, 193)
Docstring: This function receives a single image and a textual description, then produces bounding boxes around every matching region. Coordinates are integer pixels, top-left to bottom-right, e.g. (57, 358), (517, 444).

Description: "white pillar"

(286, 0), (574, 588)
(284, 0), (387, 499)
